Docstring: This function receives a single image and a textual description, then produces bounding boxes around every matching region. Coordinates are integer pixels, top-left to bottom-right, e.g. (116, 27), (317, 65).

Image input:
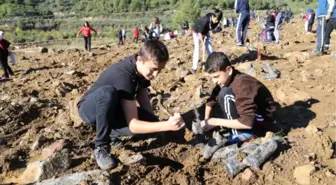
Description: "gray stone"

(36, 170), (112, 185)
(119, 153), (146, 165)
(20, 149), (70, 184)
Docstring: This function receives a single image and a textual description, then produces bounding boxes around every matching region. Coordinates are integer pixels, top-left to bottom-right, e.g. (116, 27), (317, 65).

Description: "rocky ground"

(0, 17), (335, 185)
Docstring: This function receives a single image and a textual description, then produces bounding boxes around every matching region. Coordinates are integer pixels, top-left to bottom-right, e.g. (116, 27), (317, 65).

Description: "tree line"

(0, 0), (317, 18)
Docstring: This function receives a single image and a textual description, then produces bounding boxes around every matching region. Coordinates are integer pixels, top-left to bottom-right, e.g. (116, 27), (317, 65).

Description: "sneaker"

(94, 146), (117, 170)
(0, 76), (9, 81)
(312, 50), (323, 56)
(110, 137), (124, 148)
(323, 45), (329, 51)
(236, 42), (243, 46)
(190, 69), (197, 74)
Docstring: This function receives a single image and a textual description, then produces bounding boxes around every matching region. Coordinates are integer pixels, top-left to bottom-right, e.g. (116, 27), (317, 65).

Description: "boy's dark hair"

(139, 40), (169, 63)
(204, 52), (231, 73)
(213, 9), (223, 21)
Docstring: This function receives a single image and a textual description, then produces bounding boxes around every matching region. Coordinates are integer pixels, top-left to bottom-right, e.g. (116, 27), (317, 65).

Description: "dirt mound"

(0, 18), (335, 184)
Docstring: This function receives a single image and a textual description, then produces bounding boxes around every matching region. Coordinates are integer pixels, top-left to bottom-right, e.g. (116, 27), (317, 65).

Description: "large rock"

(276, 86), (312, 105)
(305, 125), (319, 135)
(236, 62), (253, 72)
(42, 140), (66, 159)
(36, 170), (111, 185)
(69, 96), (83, 127)
(284, 51), (310, 63)
(119, 153), (146, 165)
(20, 149), (70, 184)
(56, 110), (72, 126)
(293, 164), (316, 185)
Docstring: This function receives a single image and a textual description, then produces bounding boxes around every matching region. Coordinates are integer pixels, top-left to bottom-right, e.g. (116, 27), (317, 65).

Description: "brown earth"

(0, 17), (335, 185)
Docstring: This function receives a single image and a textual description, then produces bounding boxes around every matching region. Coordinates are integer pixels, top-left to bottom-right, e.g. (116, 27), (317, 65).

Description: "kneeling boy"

(201, 52), (279, 144)
(77, 40), (185, 169)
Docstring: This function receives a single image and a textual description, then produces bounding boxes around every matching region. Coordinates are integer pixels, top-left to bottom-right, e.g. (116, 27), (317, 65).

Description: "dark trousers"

(0, 57), (13, 78)
(217, 87), (253, 137)
(84, 36), (91, 52)
(133, 37), (138, 43)
(118, 37), (123, 46)
(77, 85), (158, 147)
(325, 18), (336, 47)
(122, 36), (126, 45)
(236, 11), (250, 44)
(308, 23), (313, 32)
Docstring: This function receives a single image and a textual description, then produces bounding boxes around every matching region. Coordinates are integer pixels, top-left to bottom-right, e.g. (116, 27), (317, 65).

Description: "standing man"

(313, 0), (336, 56)
(235, 0), (250, 46)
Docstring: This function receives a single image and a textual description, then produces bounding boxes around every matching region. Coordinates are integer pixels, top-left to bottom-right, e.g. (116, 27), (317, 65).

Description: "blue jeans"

(77, 85), (158, 147)
(236, 11), (250, 44)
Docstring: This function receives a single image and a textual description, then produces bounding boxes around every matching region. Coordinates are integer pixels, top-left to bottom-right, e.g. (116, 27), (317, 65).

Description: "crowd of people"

(0, 0), (335, 172)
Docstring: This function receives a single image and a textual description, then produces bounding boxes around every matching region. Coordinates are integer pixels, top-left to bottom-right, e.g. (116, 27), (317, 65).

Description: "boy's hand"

(201, 119), (216, 132)
(166, 113), (185, 131)
(326, 13), (331, 21)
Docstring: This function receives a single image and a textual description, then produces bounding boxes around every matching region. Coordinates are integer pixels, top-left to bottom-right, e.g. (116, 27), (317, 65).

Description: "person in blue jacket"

(313, 0), (336, 56)
(235, 0), (250, 46)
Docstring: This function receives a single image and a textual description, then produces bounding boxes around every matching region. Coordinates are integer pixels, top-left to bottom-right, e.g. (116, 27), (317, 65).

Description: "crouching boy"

(77, 40), (185, 169)
(201, 52), (279, 144)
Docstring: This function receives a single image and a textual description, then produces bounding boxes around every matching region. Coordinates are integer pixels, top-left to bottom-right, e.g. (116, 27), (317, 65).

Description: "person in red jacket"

(77, 21), (97, 52)
(133, 27), (139, 43)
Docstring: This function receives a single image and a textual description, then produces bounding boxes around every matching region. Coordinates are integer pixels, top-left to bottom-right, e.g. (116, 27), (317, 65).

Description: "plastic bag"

(243, 139), (278, 169)
(203, 132), (227, 159)
(212, 144), (238, 160)
(223, 155), (247, 177)
(239, 142), (260, 154)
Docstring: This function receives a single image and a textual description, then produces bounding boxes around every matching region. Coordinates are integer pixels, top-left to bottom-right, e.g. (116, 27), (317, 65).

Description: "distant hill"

(0, 0), (316, 44)
(0, 0), (316, 18)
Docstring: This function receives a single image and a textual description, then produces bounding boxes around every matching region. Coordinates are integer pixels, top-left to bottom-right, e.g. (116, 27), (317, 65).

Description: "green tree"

(130, 0), (141, 11)
(173, 0), (201, 29)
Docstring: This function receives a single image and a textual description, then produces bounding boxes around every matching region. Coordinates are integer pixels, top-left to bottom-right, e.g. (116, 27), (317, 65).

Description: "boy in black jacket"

(77, 40), (185, 170)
